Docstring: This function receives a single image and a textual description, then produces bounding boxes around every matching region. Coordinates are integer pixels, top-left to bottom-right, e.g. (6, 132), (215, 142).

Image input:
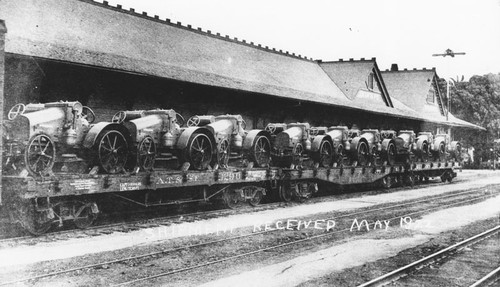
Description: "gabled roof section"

(381, 68), (446, 118)
(0, 0), (352, 108)
(319, 58), (393, 107)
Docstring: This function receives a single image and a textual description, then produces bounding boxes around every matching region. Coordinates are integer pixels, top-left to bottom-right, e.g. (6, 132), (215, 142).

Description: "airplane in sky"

(432, 48), (466, 57)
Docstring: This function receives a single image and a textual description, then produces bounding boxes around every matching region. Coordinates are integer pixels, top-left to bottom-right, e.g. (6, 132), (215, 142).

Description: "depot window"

(427, 88), (435, 103)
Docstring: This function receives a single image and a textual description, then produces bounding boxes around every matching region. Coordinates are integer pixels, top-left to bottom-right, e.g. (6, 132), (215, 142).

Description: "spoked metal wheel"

(97, 130), (128, 174)
(187, 133), (213, 170)
(25, 134), (56, 176)
(111, 111), (126, 124)
(246, 186), (264, 207)
(8, 103), (26, 120)
(318, 140), (333, 168)
(385, 142), (396, 166)
(251, 135), (271, 167)
(17, 200), (53, 235)
(137, 136), (156, 171)
(356, 141), (369, 166)
(82, 106), (96, 123)
(222, 189), (240, 209)
(187, 116), (201, 127)
(73, 201), (99, 229)
(217, 139), (230, 168)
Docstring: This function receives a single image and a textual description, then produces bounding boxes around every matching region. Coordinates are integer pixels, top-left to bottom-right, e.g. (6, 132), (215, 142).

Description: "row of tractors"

(2, 101), (462, 177)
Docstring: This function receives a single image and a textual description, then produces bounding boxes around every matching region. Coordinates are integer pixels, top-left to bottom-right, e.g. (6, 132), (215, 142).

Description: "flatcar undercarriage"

(1, 161), (459, 235)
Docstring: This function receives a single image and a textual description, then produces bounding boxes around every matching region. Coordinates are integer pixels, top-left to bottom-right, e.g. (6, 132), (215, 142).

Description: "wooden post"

(0, 20), (7, 205)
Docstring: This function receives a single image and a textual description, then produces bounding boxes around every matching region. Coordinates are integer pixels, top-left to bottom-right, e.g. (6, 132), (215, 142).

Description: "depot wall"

(4, 54), (424, 132)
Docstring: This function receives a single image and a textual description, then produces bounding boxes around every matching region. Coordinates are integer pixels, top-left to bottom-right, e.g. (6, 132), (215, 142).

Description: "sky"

(100, 0), (500, 80)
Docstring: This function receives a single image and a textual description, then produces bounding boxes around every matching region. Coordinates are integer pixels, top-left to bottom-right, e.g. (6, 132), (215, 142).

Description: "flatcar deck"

(1, 161), (460, 200)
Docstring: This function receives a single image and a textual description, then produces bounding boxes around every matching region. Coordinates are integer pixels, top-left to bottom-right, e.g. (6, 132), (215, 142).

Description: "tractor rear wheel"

(187, 133), (213, 170)
(97, 130), (128, 174)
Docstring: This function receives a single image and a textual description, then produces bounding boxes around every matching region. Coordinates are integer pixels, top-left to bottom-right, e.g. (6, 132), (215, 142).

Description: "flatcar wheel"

(73, 202), (98, 229)
(251, 136), (271, 167)
(137, 136), (156, 171)
(318, 140), (333, 168)
(279, 181), (293, 202)
(187, 133), (213, 170)
(217, 139), (230, 168)
(98, 130), (128, 174)
(356, 141), (369, 166)
(18, 200), (52, 235)
(380, 176), (392, 189)
(248, 187), (264, 207)
(25, 134), (56, 176)
(441, 173), (447, 182)
(222, 189), (240, 209)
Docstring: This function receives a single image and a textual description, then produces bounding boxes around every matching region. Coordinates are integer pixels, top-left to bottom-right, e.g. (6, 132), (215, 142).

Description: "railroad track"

(470, 266), (500, 287)
(1, 186), (497, 286)
(0, 176), (459, 245)
(357, 225), (500, 287)
(0, 200), (284, 246)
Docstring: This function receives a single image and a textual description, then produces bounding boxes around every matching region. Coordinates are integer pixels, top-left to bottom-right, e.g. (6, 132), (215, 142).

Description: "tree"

(439, 73), (500, 165)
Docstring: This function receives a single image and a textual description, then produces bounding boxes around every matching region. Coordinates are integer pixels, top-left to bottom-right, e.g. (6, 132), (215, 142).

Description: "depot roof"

(0, 0), (484, 130)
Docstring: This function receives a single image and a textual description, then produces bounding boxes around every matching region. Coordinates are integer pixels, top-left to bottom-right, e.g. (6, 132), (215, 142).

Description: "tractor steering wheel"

(82, 106), (96, 124)
(175, 113), (185, 126)
(8, 103), (26, 120)
(187, 116), (200, 127)
(111, 111), (127, 124)
(265, 125), (276, 134)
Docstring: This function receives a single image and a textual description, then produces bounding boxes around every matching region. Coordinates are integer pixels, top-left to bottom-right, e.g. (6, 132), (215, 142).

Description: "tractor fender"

(432, 138), (445, 151)
(176, 126), (217, 153)
(242, 130), (271, 151)
(349, 137), (368, 155)
(83, 122), (132, 149)
(310, 135), (333, 153)
(416, 134), (430, 144)
(381, 138), (395, 153)
(450, 141), (461, 153)
(416, 138), (428, 151)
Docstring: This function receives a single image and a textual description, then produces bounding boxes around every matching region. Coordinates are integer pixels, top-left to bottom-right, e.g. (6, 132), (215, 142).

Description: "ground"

(0, 169), (499, 286)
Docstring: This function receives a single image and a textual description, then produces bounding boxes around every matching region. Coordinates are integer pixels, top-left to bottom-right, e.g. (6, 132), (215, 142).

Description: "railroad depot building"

(0, 0), (482, 135)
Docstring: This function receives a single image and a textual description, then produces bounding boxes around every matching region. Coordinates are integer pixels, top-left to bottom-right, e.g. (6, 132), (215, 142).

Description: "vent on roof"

(390, 64), (399, 71)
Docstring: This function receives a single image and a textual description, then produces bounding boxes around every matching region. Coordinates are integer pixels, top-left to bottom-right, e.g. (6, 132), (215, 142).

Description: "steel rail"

(0, 175), (470, 243)
(357, 225), (500, 287)
(0, 199), (280, 243)
(469, 266), (500, 287)
(111, 193), (498, 286)
(1, 187), (495, 286)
